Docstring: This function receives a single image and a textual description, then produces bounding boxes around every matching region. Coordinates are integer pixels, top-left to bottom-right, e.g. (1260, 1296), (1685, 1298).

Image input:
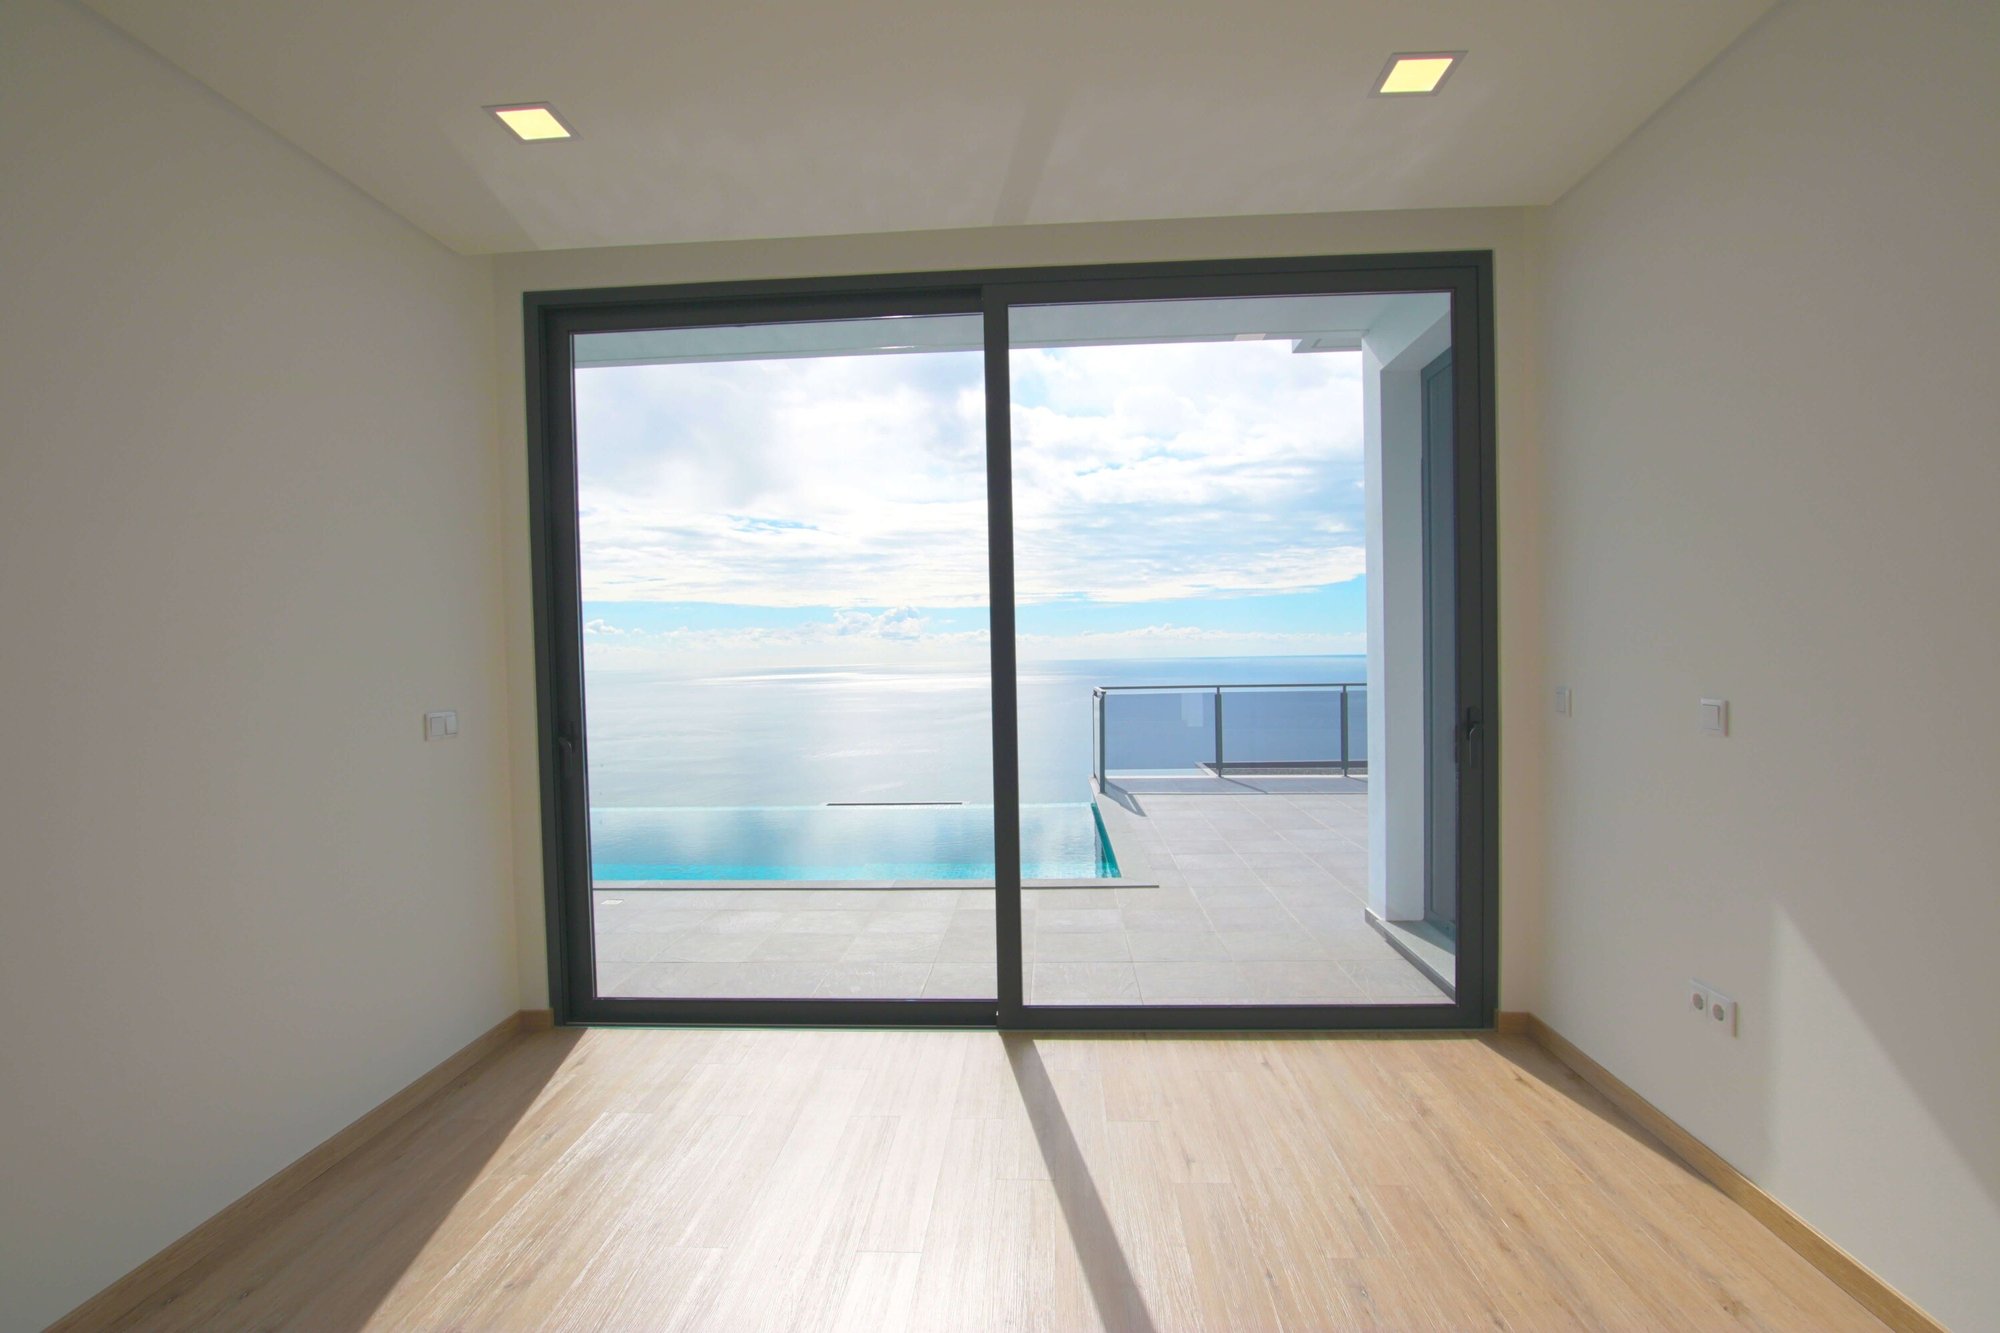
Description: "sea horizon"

(584, 652), (1368, 809)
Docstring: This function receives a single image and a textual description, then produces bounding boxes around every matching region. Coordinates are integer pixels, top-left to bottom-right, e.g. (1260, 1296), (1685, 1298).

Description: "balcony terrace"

(592, 779), (1446, 1007)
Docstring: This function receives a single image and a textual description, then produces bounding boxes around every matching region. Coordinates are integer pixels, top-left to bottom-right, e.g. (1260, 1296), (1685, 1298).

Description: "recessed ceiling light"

(1374, 52), (1463, 96)
(488, 103), (574, 141)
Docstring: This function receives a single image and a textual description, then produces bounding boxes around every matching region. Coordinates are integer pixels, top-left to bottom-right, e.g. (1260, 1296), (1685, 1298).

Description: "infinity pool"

(590, 802), (1120, 882)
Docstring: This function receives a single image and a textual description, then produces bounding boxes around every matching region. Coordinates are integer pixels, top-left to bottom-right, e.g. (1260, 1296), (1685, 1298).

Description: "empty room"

(1, 1), (1993, 1329)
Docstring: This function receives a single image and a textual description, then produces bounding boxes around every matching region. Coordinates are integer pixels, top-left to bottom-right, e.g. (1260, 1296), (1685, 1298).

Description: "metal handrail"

(1091, 682), (1364, 785)
(1091, 682), (1353, 691)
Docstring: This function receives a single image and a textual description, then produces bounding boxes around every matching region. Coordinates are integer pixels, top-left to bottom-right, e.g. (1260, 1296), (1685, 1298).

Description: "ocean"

(582, 655), (1368, 809)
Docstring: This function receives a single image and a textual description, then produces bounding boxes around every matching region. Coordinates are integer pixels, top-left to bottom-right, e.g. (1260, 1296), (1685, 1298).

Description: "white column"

(1362, 299), (1450, 922)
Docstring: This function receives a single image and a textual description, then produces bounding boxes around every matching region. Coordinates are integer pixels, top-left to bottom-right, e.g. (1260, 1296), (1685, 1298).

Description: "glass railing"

(1090, 683), (1368, 784)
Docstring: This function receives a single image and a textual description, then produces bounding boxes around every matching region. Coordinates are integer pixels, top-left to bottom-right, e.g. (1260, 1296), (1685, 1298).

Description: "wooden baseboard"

(1493, 1010), (1530, 1035)
(50, 1009), (544, 1332)
(1519, 1015), (1945, 1333)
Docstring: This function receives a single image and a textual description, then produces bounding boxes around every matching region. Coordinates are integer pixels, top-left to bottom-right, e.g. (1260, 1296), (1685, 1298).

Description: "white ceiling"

(82, 0), (1776, 257)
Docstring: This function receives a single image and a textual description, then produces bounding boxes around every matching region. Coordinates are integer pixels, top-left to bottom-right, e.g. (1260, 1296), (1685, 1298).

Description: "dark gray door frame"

(522, 251), (1500, 1031)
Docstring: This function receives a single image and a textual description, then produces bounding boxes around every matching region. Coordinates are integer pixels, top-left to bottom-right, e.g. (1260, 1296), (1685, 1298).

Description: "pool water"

(590, 802), (1120, 882)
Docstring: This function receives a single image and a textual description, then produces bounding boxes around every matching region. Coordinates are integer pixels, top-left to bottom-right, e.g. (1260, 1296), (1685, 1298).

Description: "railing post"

(1214, 686), (1224, 775)
(1339, 684), (1350, 778)
(1094, 689), (1106, 789)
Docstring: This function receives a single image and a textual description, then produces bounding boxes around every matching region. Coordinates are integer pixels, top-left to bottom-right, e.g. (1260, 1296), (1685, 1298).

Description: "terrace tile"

(654, 932), (767, 963)
(861, 909), (956, 934)
(935, 932), (1000, 963)
(1217, 930), (1333, 962)
(922, 963), (996, 998)
(1133, 960), (1251, 1003)
(1345, 960), (1453, 1000)
(1031, 962), (1140, 1003)
(1121, 908), (1212, 933)
(748, 933), (855, 962)
(1035, 932), (1132, 962)
(815, 962), (935, 998)
(840, 932), (944, 963)
(1124, 930), (1231, 962)
(700, 910), (791, 935)
(1198, 904), (1301, 933)
(774, 909), (874, 934)
(1240, 961), (1368, 1002)
(1037, 908), (1123, 932)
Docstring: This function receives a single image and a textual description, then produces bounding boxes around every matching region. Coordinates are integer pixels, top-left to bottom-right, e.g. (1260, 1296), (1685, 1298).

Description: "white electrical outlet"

(1707, 987), (1737, 1037)
(1691, 980), (1736, 1036)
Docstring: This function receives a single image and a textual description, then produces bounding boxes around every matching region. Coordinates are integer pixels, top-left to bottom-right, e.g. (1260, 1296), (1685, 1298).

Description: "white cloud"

(582, 614), (1359, 676)
(573, 337), (1364, 610)
(1019, 624), (1365, 659)
(583, 615), (988, 677)
(829, 606), (932, 640)
(1009, 341), (1363, 602)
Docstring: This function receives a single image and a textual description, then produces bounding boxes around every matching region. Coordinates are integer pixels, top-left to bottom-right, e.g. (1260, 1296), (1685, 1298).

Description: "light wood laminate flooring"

(96, 1028), (1882, 1331)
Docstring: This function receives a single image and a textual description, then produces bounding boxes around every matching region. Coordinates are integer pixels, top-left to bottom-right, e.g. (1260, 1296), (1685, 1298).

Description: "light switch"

(1554, 686), (1572, 716)
(1699, 698), (1728, 737)
(425, 710), (459, 741)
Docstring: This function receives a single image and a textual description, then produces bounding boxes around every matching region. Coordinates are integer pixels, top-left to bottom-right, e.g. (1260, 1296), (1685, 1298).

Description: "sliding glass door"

(528, 257), (1493, 1028)
(997, 280), (1476, 1025)
(547, 299), (999, 1020)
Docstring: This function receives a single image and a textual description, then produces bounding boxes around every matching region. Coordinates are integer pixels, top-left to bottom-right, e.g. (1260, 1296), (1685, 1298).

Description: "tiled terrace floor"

(593, 776), (1450, 1006)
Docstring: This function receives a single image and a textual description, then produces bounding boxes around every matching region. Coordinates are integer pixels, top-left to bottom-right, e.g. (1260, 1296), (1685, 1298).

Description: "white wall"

(1536, 1), (2000, 1325)
(491, 208), (1545, 1015)
(0, 4), (516, 1328)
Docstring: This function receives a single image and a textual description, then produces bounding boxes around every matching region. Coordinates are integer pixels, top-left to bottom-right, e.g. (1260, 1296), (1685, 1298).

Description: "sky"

(574, 330), (1366, 675)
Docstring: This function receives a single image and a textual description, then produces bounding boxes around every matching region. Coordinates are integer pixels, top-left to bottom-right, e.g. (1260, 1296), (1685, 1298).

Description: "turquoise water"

(592, 801), (1119, 882)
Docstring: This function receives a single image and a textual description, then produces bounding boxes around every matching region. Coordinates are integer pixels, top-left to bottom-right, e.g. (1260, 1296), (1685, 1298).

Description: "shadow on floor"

(1478, 1032), (1708, 1184)
(1003, 1035), (1159, 1333)
(1097, 780), (1148, 815)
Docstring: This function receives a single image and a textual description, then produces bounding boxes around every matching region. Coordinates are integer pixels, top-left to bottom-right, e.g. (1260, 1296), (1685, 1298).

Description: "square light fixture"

(488, 103), (574, 141)
(1373, 52), (1464, 96)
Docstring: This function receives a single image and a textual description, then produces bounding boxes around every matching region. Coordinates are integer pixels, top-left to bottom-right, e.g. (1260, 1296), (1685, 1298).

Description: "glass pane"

(1010, 293), (1456, 1007)
(574, 313), (996, 1002)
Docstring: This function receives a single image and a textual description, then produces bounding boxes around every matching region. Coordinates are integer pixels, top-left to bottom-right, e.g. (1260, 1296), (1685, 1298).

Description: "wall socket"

(1688, 980), (1737, 1036)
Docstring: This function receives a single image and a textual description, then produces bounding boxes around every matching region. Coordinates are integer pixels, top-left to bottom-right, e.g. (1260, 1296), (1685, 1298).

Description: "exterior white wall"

(1362, 303), (1451, 923)
(491, 209), (1544, 1015)
(1535, 1), (2000, 1325)
(0, 4), (516, 1328)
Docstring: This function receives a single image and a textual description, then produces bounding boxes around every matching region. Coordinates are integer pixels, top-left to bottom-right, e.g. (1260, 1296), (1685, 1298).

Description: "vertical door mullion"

(1450, 267), (1493, 1025)
(543, 314), (596, 1022)
(984, 291), (1025, 1026)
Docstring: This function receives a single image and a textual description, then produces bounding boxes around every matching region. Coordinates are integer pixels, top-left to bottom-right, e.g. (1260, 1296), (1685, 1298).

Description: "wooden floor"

(99, 1027), (1884, 1331)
